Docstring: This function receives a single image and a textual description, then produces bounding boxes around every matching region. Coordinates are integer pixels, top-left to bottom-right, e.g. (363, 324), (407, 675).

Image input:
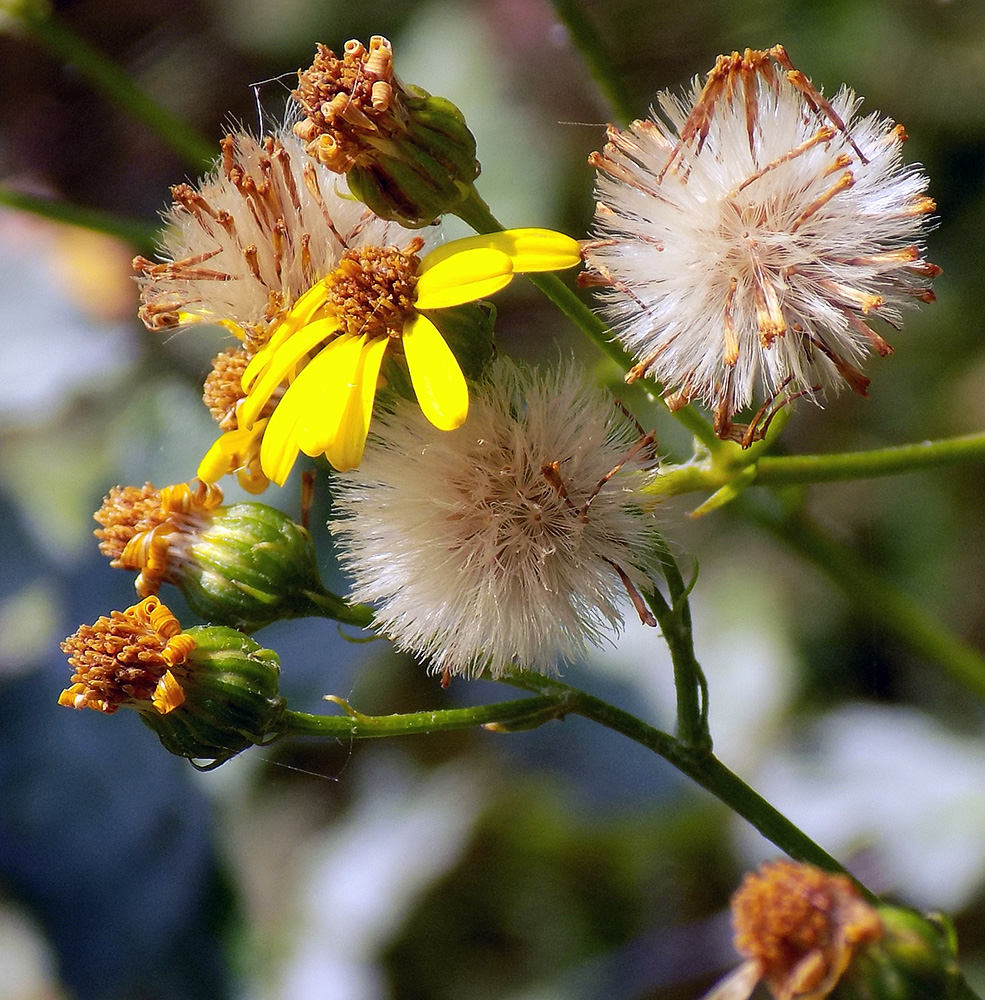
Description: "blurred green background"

(2, 1), (985, 998)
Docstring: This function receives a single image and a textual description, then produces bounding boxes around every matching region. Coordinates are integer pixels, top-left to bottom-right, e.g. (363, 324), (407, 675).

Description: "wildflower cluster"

(43, 24), (982, 998)
(61, 37), (936, 809)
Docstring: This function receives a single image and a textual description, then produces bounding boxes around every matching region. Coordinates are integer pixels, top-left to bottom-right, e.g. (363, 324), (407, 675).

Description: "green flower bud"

(833, 906), (964, 1000)
(94, 480), (370, 632)
(292, 37), (480, 227)
(60, 596), (285, 769)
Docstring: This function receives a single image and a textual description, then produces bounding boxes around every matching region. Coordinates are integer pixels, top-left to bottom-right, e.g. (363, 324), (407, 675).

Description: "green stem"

(301, 589), (375, 629)
(279, 695), (561, 739)
(645, 539), (710, 750)
(747, 502), (985, 701)
(0, 184), (159, 250)
(549, 0), (637, 124)
(652, 430), (985, 501)
(279, 670), (851, 882)
(20, 7), (215, 170)
(756, 431), (985, 485)
(505, 669), (856, 882)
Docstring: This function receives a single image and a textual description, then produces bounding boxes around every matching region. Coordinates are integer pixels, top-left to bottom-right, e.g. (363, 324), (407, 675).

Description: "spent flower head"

(703, 860), (881, 1000)
(93, 479), (356, 632)
(135, 127), (580, 487)
(292, 36), (480, 227)
(60, 596), (284, 768)
(706, 860), (967, 1000)
(584, 46), (938, 443)
(330, 358), (661, 678)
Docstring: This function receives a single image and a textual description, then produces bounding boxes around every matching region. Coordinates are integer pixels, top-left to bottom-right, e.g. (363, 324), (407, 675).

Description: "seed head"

(585, 47), (939, 442)
(330, 358), (661, 677)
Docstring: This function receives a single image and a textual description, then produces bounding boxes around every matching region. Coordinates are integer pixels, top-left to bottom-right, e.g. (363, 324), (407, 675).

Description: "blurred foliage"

(2, 1), (985, 999)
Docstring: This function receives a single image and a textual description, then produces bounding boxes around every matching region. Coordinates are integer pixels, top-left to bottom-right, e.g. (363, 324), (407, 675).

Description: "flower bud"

(94, 480), (370, 632)
(292, 37), (480, 227)
(59, 596), (285, 768)
(834, 906), (964, 1000)
(707, 861), (970, 1000)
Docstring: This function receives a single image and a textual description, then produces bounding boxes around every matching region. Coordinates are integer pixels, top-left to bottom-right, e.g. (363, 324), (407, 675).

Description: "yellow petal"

(197, 423), (265, 483)
(420, 228), (582, 275)
(402, 313), (469, 431)
(152, 670), (185, 714)
(293, 334), (367, 457)
(413, 247), (514, 310)
(238, 317), (340, 429)
(258, 384), (307, 487)
(259, 334), (365, 485)
(242, 281), (332, 390)
(325, 335), (388, 472)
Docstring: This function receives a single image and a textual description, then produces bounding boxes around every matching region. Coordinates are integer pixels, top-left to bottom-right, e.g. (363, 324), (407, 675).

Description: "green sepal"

(138, 626), (285, 769)
(176, 502), (364, 632)
(832, 906), (965, 1000)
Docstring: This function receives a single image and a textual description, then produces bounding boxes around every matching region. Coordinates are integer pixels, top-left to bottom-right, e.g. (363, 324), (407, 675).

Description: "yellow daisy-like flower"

(200, 227), (581, 485)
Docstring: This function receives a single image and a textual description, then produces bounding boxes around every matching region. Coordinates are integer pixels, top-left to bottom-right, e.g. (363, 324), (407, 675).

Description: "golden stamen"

(59, 596), (195, 714)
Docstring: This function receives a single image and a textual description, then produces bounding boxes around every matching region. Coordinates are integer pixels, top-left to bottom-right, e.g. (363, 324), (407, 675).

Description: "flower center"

(59, 597), (195, 714)
(322, 245), (421, 339)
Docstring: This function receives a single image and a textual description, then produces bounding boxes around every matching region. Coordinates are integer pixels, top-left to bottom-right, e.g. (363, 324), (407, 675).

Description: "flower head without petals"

(584, 46), (938, 443)
(135, 128), (580, 487)
(292, 36), (481, 227)
(60, 596), (284, 768)
(701, 860), (881, 1000)
(94, 479), (355, 632)
(330, 358), (660, 678)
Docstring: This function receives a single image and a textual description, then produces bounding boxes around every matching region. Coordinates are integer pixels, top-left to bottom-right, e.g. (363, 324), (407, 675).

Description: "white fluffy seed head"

(330, 358), (661, 677)
(134, 128), (430, 345)
(586, 58), (938, 433)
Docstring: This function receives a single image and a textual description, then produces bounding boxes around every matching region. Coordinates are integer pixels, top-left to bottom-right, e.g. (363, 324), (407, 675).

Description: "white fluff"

(330, 359), (661, 677)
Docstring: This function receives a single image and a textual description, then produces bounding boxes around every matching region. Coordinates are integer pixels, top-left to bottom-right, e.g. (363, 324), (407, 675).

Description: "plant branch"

(19, 6), (215, 170)
(279, 694), (562, 740)
(0, 185), (159, 251)
(645, 538), (710, 750)
(504, 669), (856, 884)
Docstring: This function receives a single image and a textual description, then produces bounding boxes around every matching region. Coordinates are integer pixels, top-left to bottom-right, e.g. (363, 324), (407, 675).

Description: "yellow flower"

(199, 228), (581, 485)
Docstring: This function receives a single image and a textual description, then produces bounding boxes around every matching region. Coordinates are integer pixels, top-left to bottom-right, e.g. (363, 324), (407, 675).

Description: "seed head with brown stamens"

(584, 47), (939, 444)
(133, 129), (427, 349)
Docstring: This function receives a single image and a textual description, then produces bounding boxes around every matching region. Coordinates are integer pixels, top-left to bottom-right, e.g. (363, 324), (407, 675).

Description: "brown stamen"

(322, 244), (421, 339)
(59, 596), (195, 714)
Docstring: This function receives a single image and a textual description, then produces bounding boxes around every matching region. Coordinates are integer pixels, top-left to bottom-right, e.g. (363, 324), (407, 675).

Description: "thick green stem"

(0, 184), (159, 250)
(645, 539), (710, 750)
(301, 589), (375, 629)
(652, 431), (985, 503)
(756, 432), (985, 485)
(748, 502), (985, 701)
(20, 8), (215, 170)
(279, 695), (560, 739)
